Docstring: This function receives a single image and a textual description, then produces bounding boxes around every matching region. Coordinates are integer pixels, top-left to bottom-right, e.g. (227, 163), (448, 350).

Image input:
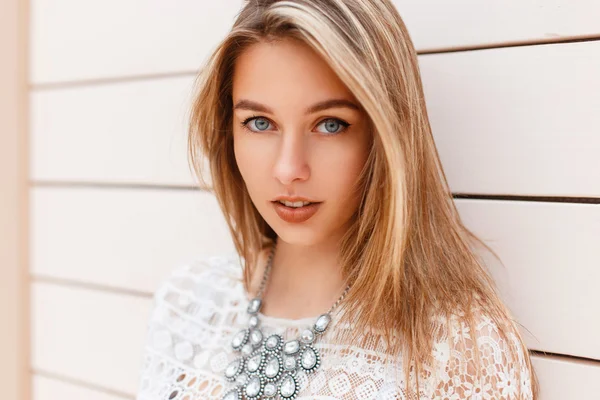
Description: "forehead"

(232, 38), (355, 103)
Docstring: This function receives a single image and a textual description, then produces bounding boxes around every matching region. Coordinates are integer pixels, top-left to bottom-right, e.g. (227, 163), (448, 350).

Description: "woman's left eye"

(315, 118), (350, 135)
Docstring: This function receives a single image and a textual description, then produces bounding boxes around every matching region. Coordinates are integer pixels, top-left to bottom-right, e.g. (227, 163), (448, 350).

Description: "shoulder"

(151, 246), (272, 304)
(426, 304), (534, 399)
(144, 252), (246, 339)
(140, 252), (245, 366)
(151, 252), (242, 301)
(137, 254), (245, 397)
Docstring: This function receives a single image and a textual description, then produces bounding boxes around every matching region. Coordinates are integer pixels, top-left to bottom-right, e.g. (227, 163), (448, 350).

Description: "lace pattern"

(135, 253), (533, 399)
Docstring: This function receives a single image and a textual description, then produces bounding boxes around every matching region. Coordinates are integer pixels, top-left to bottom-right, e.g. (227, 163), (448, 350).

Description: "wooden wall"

(0, 0), (29, 399)
(26, 1), (600, 399)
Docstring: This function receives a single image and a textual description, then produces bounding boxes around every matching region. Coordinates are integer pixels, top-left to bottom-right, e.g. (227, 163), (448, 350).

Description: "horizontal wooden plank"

(30, 76), (196, 185)
(33, 375), (130, 400)
(30, 1), (600, 83)
(32, 42), (600, 197)
(531, 355), (600, 399)
(31, 186), (234, 293)
(456, 199), (600, 361)
(31, 282), (152, 395)
(30, 0), (244, 84)
(395, 0), (600, 52)
(423, 41), (600, 197)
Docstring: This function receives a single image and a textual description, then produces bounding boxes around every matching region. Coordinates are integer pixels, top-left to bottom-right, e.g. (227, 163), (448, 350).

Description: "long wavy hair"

(188, 0), (539, 396)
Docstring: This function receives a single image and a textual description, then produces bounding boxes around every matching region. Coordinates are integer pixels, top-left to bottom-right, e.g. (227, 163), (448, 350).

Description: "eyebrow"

(233, 98), (361, 115)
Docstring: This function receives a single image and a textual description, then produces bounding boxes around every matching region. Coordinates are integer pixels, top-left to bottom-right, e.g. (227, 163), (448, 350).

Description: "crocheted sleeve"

(428, 309), (534, 400)
(135, 260), (196, 400)
(135, 254), (242, 400)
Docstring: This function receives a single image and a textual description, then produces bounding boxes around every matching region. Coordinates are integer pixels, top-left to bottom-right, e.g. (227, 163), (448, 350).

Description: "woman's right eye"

(241, 116), (272, 132)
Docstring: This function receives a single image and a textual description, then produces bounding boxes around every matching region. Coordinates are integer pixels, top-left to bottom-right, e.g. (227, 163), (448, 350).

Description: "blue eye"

(240, 116), (350, 135)
(315, 118), (349, 135)
(241, 116), (272, 132)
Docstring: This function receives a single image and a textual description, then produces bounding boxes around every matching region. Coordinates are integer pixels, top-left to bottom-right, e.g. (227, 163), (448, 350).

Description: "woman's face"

(232, 38), (371, 247)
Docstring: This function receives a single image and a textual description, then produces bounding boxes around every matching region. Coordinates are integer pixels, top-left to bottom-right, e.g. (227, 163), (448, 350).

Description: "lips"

(272, 201), (322, 223)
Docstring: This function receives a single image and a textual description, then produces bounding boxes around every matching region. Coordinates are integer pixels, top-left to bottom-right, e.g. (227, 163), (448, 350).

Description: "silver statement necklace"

(222, 241), (350, 400)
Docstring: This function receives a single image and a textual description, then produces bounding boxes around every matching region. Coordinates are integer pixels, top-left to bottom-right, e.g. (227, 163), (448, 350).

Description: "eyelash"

(239, 115), (351, 136)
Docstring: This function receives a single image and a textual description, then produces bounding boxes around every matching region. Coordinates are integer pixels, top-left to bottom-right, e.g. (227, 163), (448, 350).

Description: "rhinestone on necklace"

(222, 240), (350, 400)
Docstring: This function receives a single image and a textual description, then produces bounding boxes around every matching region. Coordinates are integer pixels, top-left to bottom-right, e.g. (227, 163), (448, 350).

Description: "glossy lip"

(272, 195), (320, 203)
(271, 200), (322, 223)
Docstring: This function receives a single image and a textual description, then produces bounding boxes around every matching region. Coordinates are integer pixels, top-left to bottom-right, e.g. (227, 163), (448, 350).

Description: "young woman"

(136, 0), (539, 399)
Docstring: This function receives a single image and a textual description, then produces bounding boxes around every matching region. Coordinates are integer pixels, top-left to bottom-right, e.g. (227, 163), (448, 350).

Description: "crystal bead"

(265, 356), (280, 378)
(314, 313), (331, 333)
(250, 329), (263, 346)
(300, 328), (315, 343)
(279, 375), (297, 398)
(265, 335), (280, 350)
(247, 298), (262, 314)
(231, 329), (248, 349)
(225, 358), (241, 378)
(301, 347), (317, 370)
(241, 343), (253, 357)
(248, 315), (259, 328)
(245, 376), (261, 398)
(222, 389), (239, 400)
(283, 340), (300, 355)
(264, 382), (277, 397)
(283, 356), (296, 371)
(247, 353), (262, 373)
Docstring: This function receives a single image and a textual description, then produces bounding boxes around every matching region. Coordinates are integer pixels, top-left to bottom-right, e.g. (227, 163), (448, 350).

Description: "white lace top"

(136, 253), (533, 400)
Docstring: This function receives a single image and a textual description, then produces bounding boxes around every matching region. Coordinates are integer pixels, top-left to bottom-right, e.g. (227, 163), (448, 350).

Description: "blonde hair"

(188, 0), (539, 397)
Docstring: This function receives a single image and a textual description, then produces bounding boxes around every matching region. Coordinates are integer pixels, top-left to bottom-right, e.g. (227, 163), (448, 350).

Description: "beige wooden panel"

(30, 0), (600, 83)
(395, 0), (600, 52)
(31, 77), (195, 185)
(30, 0), (244, 84)
(32, 44), (600, 196)
(532, 355), (600, 399)
(457, 199), (600, 361)
(0, 0), (28, 399)
(31, 282), (151, 395)
(423, 41), (600, 197)
(31, 186), (234, 293)
(33, 375), (130, 400)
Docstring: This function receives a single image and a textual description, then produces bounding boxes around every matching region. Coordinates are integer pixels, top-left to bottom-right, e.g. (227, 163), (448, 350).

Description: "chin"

(269, 222), (328, 247)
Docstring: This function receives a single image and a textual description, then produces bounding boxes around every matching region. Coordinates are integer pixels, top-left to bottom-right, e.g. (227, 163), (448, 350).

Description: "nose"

(272, 131), (310, 185)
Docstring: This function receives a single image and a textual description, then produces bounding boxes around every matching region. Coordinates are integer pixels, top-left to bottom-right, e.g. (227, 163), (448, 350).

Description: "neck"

(259, 236), (346, 320)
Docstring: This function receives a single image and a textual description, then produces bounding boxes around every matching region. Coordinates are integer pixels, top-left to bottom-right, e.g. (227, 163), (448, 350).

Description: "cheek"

(234, 137), (252, 181)
(317, 142), (368, 204)
(233, 134), (269, 195)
